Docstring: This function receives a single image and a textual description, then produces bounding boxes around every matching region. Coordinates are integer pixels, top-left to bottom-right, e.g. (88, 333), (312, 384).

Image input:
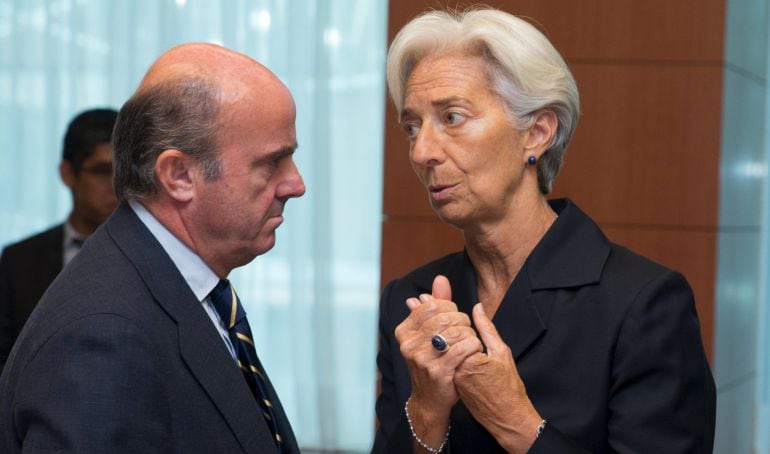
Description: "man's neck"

(66, 212), (98, 236)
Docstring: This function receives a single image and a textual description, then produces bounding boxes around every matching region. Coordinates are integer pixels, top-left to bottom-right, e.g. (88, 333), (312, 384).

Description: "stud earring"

(527, 156), (537, 165)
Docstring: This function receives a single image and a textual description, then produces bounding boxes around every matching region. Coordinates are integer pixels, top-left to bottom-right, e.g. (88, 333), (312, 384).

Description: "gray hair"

(386, 8), (580, 194)
(112, 78), (221, 201)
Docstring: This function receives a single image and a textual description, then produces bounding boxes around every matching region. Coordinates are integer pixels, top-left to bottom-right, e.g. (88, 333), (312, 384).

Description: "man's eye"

(445, 111), (464, 125)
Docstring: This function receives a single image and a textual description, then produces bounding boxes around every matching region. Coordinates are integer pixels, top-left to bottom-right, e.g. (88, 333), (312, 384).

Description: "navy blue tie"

(209, 279), (287, 451)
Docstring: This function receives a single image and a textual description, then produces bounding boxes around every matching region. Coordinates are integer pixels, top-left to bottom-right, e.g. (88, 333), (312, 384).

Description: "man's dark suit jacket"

(0, 224), (64, 370)
(374, 199), (716, 453)
(0, 203), (299, 453)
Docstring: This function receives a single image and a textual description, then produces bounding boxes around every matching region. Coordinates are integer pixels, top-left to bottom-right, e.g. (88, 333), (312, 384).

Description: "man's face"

(62, 143), (119, 231)
(190, 84), (306, 274)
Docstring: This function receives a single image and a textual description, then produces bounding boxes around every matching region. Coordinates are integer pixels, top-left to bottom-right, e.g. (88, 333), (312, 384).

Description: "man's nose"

(277, 159), (305, 199)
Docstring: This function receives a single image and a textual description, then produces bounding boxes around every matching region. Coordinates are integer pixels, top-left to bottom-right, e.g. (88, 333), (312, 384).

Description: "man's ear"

(59, 160), (76, 189)
(154, 149), (196, 203)
(524, 110), (558, 158)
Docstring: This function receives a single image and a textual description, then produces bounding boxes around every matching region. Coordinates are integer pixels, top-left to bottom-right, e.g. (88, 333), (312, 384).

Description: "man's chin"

(252, 233), (277, 256)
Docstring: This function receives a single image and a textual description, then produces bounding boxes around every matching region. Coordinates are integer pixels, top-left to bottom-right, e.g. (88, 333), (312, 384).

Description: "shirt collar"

(63, 220), (88, 246)
(128, 200), (220, 301)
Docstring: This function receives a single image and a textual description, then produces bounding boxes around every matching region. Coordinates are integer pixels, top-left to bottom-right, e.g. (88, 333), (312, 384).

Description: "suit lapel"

(497, 199), (611, 359)
(491, 266), (546, 360)
(105, 204), (279, 454)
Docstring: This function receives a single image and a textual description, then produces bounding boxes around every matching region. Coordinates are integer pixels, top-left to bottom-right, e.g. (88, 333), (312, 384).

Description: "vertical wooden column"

(381, 0), (724, 359)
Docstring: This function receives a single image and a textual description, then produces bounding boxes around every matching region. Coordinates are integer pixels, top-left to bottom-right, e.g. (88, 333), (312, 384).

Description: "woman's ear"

(524, 110), (558, 158)
(154, 149), (196, 203)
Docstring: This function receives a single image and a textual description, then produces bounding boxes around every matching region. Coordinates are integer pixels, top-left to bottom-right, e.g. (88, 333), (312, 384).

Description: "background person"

(374, 8), (716, 453)
(0, 108), (118, 370)
(0, 43), (305, 453)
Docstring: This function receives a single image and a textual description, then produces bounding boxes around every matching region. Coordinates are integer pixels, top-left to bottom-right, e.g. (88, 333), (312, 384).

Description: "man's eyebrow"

(260, 143), (298, 161)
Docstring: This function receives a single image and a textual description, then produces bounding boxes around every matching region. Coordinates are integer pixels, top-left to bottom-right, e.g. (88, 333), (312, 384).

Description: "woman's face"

(400, 53), (530, 229)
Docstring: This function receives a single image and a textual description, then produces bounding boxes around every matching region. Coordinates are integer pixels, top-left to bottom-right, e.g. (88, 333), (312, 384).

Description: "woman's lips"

(429, 183), (456, 201)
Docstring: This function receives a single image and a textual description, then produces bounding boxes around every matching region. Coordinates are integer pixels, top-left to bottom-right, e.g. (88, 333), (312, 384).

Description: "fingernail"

(419, 293), (431, 303)
(406, 298), (419, 310)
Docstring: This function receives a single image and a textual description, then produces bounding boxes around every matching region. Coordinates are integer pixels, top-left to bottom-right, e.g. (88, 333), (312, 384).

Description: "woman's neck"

(464, 196), (556, 317)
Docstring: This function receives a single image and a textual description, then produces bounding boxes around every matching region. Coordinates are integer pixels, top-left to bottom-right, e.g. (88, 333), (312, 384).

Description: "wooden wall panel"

(550, 64), (722, 227)
(486, 1), (725, 62)
(386, 1), (724, 62)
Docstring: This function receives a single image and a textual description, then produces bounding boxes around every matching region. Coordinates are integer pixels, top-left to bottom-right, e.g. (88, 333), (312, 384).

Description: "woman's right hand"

(394, 275), (484, 448)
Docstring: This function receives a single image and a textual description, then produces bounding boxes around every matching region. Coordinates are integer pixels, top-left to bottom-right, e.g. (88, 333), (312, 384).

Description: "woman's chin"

(432, 206), (470, 230)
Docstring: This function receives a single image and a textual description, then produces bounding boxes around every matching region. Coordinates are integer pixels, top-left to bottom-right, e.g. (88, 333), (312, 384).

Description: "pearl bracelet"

(536, 419), (547, 438)
(404, 396), (450, 453)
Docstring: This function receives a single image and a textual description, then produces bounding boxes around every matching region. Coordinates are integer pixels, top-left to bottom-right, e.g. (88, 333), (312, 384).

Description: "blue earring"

(527, 155), (537, 165)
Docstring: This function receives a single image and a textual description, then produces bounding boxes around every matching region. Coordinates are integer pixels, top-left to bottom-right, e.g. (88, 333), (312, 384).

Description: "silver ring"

(431, 334), (449, 353)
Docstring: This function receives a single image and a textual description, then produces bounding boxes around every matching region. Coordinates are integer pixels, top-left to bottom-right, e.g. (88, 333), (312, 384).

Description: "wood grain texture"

(387, 0), (725, 62)
(550, 64), (722, 227)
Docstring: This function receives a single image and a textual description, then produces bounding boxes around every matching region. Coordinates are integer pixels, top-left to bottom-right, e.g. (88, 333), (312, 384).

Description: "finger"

(455, 351), (486, 374)
(432, 275), (452, 301)
(421, 311), (472, 334)
(436, 335), (483, 370)
(472, 303), (506, 357)
(418, 293), (458, 312)
(406, 297), (421, 311)
(404, 298), (460, 330)
(436, 325), (477, 346)
(397, 310), (469, 351)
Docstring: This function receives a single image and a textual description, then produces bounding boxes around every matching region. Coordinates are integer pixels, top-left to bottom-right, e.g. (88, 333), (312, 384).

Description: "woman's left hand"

(454, 303), (544, 453)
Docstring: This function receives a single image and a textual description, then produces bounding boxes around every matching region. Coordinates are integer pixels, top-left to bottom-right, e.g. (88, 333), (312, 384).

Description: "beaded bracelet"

(404, 396), (450, 453)
(536, 419), (547, 438)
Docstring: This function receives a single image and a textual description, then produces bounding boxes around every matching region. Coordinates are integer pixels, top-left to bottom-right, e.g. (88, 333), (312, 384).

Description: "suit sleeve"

(10, 313), (172, 453)
(530, 270), (714, 453)
(372, 281), (414, 454)
(606, 270), (715, 452)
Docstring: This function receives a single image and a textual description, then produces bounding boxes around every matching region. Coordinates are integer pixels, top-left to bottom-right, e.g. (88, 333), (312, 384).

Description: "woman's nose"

(410, 125), (444, 167)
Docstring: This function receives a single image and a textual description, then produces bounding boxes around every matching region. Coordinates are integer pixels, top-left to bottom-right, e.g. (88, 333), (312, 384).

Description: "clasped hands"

(395, 275), (542, 453)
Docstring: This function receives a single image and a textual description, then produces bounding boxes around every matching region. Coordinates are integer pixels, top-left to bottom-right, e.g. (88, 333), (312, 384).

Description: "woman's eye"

(404, 123), (420, 139)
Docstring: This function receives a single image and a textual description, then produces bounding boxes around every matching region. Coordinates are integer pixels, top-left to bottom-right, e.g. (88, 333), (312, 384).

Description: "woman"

(373, 8), (715, 454)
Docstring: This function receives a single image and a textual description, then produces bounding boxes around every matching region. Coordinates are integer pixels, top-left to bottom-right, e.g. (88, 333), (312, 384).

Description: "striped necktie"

(209, 279), (286, 451)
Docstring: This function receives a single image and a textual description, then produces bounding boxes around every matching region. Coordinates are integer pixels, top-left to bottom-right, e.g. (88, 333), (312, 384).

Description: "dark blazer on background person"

(374, 199), (716, 453)
(0, 203), (298, 454)
(0, 224), (64, 369)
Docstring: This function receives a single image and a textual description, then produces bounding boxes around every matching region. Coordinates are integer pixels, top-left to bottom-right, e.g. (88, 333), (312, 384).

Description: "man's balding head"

(112, 43), (292, 201)
(138, 43), (283, 98)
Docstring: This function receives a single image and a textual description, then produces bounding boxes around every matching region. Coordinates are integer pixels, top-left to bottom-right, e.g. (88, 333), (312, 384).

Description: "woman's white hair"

(386, 8), (580, 194)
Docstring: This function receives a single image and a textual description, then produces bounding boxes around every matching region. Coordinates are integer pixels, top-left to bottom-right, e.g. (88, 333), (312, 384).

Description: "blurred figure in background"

(0, 108), (118, 370)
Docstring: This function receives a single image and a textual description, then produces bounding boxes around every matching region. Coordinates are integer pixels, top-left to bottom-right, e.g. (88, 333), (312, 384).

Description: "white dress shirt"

(129, 200), (237, 360)
(62, 221), (88, 266)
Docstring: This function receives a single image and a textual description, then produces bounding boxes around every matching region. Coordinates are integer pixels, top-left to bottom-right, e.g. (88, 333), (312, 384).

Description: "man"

(0, 43), (305, 453)
(0, 108), (118, 370)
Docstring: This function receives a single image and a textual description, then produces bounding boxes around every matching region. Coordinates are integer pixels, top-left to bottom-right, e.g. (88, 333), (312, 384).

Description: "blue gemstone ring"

(431, 334), (449, 353)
